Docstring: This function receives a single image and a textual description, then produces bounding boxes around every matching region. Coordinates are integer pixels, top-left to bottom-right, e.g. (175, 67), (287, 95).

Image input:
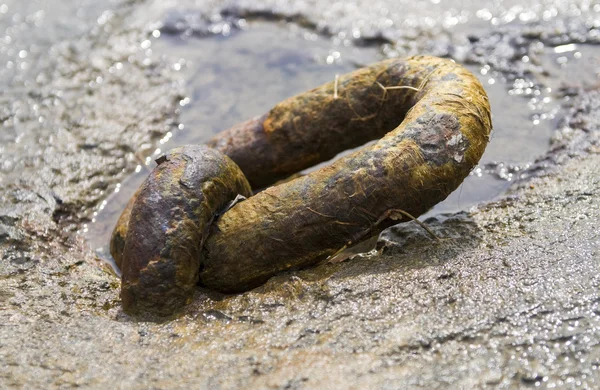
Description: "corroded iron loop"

(117, 145), (252, 315)
(111, 56), (492, 315)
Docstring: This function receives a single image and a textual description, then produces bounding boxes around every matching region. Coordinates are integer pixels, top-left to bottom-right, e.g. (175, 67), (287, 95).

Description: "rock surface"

(1, 0), (600, 388)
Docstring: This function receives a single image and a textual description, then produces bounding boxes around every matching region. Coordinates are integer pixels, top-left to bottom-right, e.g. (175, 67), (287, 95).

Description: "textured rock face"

(1, 0), (600, 388)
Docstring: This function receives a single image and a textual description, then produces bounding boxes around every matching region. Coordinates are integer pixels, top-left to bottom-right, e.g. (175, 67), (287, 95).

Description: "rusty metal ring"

(117, 146), (252, 315)
(111, 56), (492, 316)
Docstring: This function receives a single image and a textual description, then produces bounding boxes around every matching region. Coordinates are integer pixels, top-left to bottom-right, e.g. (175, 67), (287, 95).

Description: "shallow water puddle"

(85, 20), (585, 255)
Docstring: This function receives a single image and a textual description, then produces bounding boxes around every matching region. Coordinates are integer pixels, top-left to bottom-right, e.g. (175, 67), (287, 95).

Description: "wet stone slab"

(1, 0), (600, 388)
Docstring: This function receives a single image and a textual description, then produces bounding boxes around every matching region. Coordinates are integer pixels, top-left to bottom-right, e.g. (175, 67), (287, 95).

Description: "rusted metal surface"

(201, 56), (491, 292)
(112, 56), (492, 314)
(207, 58), (417, 189)
(117, 145), (252, 315)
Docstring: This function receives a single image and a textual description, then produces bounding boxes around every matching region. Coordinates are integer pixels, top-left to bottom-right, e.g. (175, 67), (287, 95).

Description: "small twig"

(375, 68), (436, 96)
(325, 207), (440, 264)
(376, 80), (420, 94)
(327, 244), (348, 261)
(306, 207), (334, 218)
(382, 85), (420, 92)
(417, 69), (436, 91)
(306, 207), (356, 226)
(333, 74), (339, 99)
(378, 208), (441, 241)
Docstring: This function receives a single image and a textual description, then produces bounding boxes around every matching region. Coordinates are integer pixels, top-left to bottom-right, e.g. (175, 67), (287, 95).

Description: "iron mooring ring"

(110, 56), (492, 316)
